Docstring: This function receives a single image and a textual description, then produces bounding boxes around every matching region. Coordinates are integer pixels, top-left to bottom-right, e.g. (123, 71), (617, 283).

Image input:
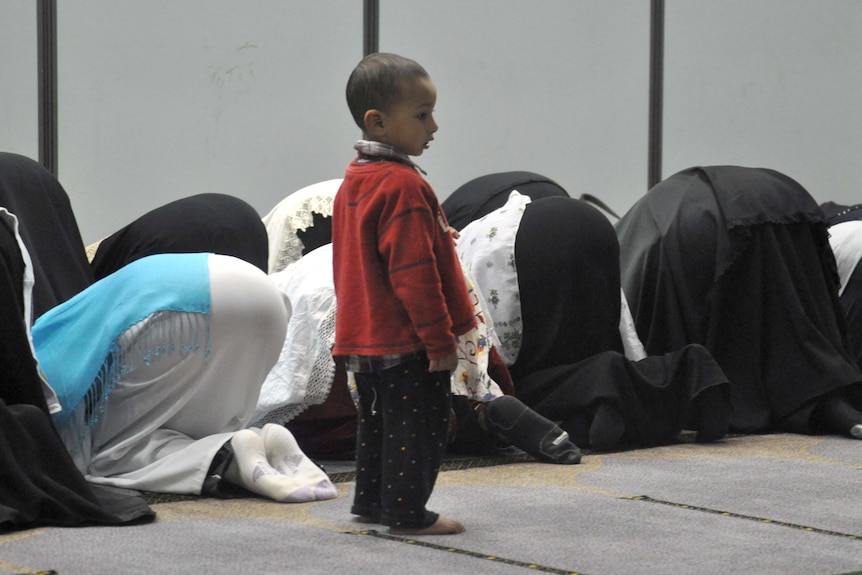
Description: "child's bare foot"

(389, 516), (465, 535)
(352, 515), (380, 525)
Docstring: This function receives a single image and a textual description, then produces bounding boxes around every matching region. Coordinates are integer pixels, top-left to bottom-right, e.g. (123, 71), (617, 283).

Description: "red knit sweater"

(332, 159), (476, 361)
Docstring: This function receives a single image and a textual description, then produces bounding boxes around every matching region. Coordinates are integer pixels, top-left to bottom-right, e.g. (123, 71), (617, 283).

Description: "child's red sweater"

(332, 159), (476, 361)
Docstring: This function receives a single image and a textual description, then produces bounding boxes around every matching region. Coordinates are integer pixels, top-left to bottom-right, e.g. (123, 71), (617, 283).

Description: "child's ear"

(363, 109), (386, 136)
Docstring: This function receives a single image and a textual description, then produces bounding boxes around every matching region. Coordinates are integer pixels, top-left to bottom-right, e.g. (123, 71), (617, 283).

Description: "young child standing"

(332, 53), (475, 535)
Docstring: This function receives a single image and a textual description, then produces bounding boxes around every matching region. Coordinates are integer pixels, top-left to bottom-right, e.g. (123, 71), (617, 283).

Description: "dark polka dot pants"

(351, 357), (451, 529)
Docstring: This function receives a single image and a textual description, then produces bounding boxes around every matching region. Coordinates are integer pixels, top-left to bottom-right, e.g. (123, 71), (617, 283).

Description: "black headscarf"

(442, 171), (569, 231)
(91, 193), (268, 280)
(511, 196), (623, 380)
(0, 153), (94, 319)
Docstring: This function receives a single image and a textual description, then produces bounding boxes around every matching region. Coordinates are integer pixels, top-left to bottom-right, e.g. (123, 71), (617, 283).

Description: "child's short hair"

(346, 53), (430, 131)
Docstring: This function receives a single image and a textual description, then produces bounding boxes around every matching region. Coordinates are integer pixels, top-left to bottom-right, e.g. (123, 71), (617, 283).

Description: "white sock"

(226, 428), (331, 502)
(261, 423), (338, 502)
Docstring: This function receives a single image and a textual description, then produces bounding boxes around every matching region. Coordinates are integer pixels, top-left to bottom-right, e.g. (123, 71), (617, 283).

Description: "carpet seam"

(350, 528), (587, 575)
(627, 495), (862, 541)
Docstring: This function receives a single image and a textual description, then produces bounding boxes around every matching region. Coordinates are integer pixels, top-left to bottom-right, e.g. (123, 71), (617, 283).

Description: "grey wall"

(380, 0), (651, 215)
(663, 0), (862, 203)
(1, 1), (860, 244)
(1, 0), (39, 160)
(55, 0), (362, 244)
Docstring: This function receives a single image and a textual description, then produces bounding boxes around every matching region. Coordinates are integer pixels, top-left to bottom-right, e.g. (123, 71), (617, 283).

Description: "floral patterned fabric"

(454, 190), (530, 366)
(450, 265), (504, 401)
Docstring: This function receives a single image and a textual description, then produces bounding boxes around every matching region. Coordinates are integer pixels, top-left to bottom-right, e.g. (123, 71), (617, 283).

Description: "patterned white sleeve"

(455, 190), (530, 366)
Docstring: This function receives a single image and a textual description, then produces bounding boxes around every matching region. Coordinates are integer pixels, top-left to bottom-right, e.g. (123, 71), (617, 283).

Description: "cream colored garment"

(619, 288), (647, 361)
(75, 254), (288, 494)
(261, 179), (342, 273)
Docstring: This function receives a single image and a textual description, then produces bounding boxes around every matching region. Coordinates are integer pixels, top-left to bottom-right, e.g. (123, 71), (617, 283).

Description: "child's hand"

(448, 226), (460, 240)
(429, 351), (459, 373)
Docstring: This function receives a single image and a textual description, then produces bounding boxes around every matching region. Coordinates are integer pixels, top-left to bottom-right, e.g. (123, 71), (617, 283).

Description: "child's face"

(377, 77), (438, 157)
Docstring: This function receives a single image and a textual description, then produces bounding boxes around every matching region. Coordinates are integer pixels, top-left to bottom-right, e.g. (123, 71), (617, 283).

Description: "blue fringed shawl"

(32, 253), (211, 428)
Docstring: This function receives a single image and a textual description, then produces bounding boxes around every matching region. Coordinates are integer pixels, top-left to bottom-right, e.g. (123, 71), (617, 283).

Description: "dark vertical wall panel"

(364, 0), (379, 56)
(37, 0), (57, 175)
(648, 0), (664, 188)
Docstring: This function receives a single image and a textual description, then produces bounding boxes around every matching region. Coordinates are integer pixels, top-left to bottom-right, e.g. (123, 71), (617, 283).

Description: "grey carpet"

(2, 433), (861, 575)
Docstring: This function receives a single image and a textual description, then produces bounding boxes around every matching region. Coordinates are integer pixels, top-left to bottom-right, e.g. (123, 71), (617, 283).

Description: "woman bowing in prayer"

(0, 152), (336, 504)
(616, 166), (862, 439)
(447, 172), (731, 452)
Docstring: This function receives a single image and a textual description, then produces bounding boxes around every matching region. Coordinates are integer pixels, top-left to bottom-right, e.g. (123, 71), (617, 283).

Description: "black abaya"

(0, 154), (155, 530)
(0, 154), (93, 319)
(616, 166), (862, 433)
(0, 401), (153, 531)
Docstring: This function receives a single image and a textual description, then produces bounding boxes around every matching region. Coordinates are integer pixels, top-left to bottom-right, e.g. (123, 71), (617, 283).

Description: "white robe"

(57, 254), (288, 494)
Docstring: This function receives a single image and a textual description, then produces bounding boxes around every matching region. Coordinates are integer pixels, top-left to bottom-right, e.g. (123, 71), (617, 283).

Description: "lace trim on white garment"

(252, 244), (339, 426)
(271, 193), (335, 273)
(252, 300), (337, 426)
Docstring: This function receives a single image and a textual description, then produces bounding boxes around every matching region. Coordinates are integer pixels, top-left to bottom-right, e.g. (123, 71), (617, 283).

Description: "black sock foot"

(692, 385), (730, 443)
(588, 402), (625, 452)
(481, 396), (581, 464)
(813, 391), (862, 438)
